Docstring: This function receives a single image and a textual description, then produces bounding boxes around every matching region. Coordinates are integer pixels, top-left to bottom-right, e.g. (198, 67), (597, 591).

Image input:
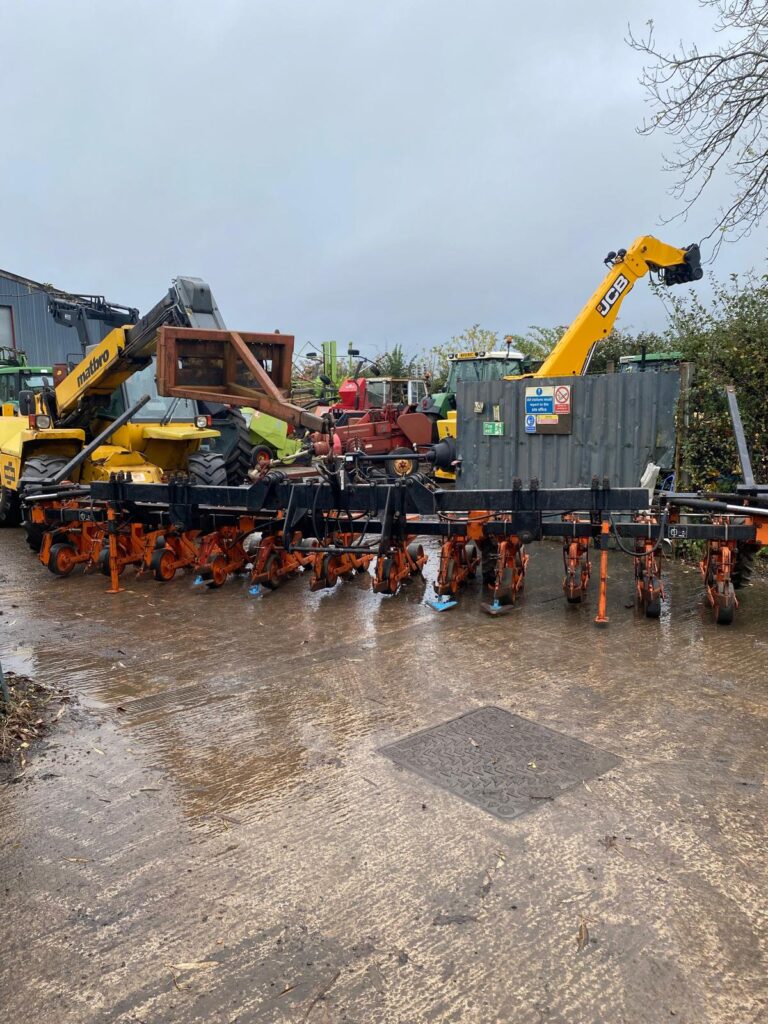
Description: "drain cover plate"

(381, 706), (620, 819)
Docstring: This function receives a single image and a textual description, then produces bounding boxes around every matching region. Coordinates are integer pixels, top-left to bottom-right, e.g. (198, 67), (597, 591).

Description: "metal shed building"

(0, 268), (110, 365)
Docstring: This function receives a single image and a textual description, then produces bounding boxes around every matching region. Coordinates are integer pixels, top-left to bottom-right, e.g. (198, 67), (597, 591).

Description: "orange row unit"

(23, 473), (766, 628)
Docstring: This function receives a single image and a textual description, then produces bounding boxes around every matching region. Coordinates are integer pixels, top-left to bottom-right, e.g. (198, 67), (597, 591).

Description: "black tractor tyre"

(19, 454), (70, 551)
(732, 543), (759, 590)
(187, 451), (228, 486)
(204, 407), (253, 485)
(0, 486), (21, 527)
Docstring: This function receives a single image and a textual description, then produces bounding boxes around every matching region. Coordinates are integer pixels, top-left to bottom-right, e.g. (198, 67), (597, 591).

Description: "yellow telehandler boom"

(533, 236), (702, 377)
(432, 236), (704, 481)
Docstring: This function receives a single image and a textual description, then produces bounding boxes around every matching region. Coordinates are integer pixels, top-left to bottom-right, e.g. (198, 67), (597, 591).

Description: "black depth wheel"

(48, 543), (77, 577)
(261, 552), (281, 590)
(406, 542), (424, 573)
(732, 544), (758, 589)
(150, 548), (176, 582)
(497, 566), (516, 606)
(98, 546), (125, 577)
(715, 581), (735, 625)
(251, 446), (274, 470)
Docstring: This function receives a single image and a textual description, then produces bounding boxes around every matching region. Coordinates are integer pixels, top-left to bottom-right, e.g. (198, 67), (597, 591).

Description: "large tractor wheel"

(732, 543), (759, 589)
(0, 486), (21, 527)
(19, 454), (70, 551)
(187, 451), (228, 486)
(202, 407), (253, 485)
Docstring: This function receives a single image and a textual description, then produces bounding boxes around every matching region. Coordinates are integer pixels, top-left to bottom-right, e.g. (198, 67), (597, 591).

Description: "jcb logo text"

(597, 274), (630, 317)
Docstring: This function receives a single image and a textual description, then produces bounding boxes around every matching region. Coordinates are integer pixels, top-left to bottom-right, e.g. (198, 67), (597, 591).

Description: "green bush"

(669, 274), (768, 490)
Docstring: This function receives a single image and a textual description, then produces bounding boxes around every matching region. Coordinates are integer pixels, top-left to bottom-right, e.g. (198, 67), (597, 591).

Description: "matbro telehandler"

(0, 278), (234, 536)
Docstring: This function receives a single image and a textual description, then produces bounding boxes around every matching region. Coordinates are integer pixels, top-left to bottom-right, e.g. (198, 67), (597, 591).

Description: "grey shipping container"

(456, 372), (680, 490)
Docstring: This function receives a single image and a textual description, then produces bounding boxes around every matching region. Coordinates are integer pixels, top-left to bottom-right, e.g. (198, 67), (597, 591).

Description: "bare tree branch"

(628, 1), (768, 256)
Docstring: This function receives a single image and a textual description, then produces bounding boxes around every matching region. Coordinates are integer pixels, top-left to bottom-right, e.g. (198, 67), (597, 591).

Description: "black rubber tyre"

(187, 451), (228, 486)
(250, 445), (274, 469)
(715, 581), (735, 625)
(205, 407), (253, 485)
(376, 557), (395, 593)
(149, 548), (176, 582)
(732, 544), (758, 590)
(19, 454), (70, 551)
(497, 567), (516, 606)
(386, 448), (418, 479)
(481, 550), (496, 586)
(0, 486), (21, 527)
(435, 556), (456, 597)
(260, 552), (281, 590)
(48, 543), (77, 577)
(205, 555), (228, 588)
(644, 593), (662, 619)
(313, 553), (337, 590)
(464, 541), (479, 578)
(99, 544), (126, 577)
(406, 542), (425, 574)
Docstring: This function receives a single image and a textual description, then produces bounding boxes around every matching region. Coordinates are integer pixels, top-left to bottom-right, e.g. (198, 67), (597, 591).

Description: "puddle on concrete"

(2, 528), (768, 831)
(2, 527), (768, 1024)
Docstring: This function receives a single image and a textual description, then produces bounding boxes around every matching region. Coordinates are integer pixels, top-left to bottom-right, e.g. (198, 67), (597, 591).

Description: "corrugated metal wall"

(0, 272), (108, 365)
(456, 372), (680, 489)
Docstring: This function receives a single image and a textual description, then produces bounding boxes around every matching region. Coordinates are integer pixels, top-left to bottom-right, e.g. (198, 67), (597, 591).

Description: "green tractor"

(0, 349), (53, 412)
(421, 347), (526, 421)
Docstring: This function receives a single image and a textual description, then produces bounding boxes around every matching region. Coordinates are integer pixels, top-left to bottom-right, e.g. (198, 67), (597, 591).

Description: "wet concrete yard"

(1, 530), (767, 1023)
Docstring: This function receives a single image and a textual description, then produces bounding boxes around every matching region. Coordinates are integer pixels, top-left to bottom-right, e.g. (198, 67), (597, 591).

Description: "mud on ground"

(0, 670), (71, 779)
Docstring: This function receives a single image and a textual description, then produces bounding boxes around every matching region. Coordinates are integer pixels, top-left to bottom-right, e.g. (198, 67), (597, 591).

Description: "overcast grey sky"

(1, 0), (765, 356)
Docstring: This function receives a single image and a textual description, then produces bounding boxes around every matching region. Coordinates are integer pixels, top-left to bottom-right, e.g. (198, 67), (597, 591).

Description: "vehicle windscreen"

(21, 374), (51, 391)
(122, 362), (197, 422)
(447, 358), (523, 390)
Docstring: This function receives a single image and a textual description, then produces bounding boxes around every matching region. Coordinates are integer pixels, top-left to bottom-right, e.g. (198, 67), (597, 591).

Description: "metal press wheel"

(386, 448), (418, 479)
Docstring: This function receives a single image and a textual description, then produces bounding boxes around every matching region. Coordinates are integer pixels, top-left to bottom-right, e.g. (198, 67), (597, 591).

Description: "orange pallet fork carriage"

(156, 327), (327, 434)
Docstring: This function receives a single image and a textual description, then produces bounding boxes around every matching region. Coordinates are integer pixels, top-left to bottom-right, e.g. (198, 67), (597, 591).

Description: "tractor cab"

(0, 349), (54, 414)
(423, 349), (525, 420)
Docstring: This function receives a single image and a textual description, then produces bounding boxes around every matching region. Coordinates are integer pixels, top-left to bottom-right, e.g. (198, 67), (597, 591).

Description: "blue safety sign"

(525, 396), (554, 414)
(524, 413), (537, 434)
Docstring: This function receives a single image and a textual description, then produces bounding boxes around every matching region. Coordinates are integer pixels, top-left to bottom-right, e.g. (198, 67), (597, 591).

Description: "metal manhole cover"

(380, 706), (621, 820)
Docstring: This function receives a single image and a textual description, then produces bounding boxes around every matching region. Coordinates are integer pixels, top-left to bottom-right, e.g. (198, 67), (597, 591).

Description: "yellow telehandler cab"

(0, 278), (236, 538)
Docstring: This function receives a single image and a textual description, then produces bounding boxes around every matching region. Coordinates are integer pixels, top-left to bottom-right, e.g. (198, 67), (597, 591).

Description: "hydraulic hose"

(609, 509), (669, 557)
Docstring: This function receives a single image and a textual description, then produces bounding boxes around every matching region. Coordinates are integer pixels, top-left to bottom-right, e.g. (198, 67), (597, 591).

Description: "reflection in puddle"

(2, 527), (768, 833)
